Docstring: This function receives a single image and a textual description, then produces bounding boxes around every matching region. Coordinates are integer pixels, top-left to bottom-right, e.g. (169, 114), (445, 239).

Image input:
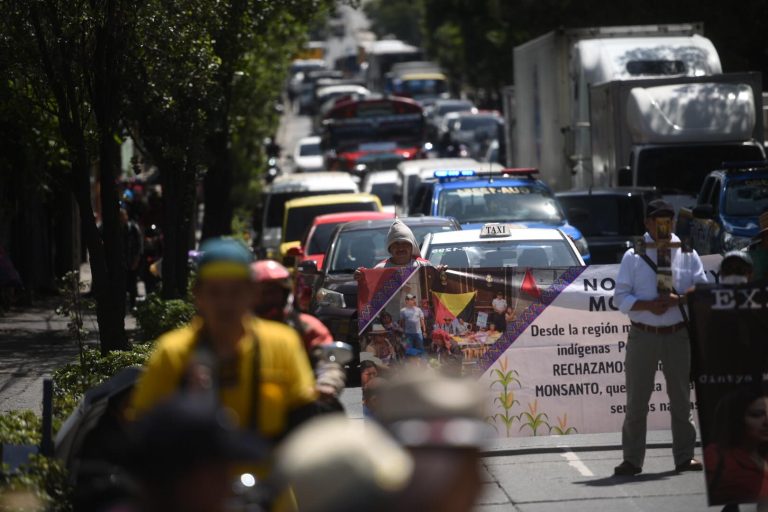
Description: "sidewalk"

(0, 262), (137, 413)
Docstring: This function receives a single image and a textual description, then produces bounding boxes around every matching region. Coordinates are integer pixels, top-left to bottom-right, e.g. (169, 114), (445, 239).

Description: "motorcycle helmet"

(251, 260), (292, 289)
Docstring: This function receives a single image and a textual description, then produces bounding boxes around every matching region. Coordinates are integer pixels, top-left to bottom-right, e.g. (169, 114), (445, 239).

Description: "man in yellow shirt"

(130, 238), (317, 442)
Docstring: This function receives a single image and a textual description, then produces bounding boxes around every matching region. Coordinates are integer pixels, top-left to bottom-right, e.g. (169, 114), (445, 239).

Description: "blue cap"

(197, 238), (253, 280)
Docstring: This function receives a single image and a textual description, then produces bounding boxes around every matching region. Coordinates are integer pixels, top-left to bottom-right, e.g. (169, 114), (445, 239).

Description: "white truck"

(509, 23), (723, 191)
(590, 73), (765, 204)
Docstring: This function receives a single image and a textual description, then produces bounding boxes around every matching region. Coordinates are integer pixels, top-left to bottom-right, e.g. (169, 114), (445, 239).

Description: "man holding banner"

(613, 200), (709, 476)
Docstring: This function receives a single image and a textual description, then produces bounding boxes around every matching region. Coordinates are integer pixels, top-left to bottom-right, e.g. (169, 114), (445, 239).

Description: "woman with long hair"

(705, 388), (768, 505)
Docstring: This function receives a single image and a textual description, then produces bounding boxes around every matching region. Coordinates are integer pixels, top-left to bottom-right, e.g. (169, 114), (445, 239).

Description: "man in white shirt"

(491, 292), (508, 332)
(613, 200), (708, 476)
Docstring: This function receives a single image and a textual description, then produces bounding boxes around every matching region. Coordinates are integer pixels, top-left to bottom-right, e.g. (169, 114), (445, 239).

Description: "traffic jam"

(265, 24), (767, 370)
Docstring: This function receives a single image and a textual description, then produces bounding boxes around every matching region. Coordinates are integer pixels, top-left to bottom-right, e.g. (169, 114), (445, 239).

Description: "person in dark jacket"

(120, 207), (143, 309)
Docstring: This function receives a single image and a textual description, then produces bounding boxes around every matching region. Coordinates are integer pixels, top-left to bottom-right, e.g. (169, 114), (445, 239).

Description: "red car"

(292, 211), (394, 311)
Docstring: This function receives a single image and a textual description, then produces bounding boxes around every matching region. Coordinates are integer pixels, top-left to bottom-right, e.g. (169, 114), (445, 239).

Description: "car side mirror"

(393, 192), (403, 205)
(692, 205), (714, 219)
(618, 166), (632, 187)
(297, 259), (318, 275)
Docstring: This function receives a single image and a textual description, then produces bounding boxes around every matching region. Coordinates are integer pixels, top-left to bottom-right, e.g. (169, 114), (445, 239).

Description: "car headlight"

(723, 232), (752, 252)
(572, 236), (590, 257)
(316, 288), (346, 308)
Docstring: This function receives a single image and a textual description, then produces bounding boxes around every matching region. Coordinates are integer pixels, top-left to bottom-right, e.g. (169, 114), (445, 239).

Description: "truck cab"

(676, 164), (768, 255)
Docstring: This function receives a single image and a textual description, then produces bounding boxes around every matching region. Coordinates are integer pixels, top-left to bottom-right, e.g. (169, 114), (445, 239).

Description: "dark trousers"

(622, 326), (696, 467)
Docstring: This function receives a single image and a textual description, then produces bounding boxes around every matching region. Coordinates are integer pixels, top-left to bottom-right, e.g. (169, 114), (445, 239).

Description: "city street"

(2, 1), (763, 511)
(259, 9), (726, 510)
(338, 389), (716, 512)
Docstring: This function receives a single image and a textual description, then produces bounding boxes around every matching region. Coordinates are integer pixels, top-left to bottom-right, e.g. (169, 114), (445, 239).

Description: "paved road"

(339, 388), (718, 512)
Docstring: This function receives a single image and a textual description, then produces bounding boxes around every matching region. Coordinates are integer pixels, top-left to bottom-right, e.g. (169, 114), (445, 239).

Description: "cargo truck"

(509, 23), (722, 191)
(590, 73), (765, 208)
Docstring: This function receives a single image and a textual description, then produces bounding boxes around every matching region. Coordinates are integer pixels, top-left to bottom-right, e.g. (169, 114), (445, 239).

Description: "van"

(279, 193), (383, 261)
(256, 172), (358, 258)
(395, 158), (480, 215)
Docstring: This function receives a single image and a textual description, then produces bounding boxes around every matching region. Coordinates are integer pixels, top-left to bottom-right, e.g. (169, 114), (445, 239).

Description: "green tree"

(3, 0), (133, 352)
(364, 0), (423, 45)
(125, 1), (218, 299)
(200, 0), (334, 241)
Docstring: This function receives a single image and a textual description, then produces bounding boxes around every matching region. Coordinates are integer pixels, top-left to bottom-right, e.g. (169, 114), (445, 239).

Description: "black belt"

(631, 321), (686, 335)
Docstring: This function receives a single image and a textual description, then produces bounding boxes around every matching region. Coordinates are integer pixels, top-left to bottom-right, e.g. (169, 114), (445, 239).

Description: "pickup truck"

(676, 164), (768, 255)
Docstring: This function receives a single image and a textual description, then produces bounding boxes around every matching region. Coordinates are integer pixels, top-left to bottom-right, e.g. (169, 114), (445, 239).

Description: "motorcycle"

(265, 156), (281, 184)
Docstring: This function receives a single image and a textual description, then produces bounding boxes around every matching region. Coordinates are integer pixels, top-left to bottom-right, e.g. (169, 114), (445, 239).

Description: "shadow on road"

(574, 470), (678, 487)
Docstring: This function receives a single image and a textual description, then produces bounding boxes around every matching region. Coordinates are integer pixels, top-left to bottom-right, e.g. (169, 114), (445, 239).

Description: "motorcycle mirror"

(319, 341), (353, 365)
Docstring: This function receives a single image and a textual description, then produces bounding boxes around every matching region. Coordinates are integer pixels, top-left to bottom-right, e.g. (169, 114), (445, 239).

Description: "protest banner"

(689, 280), (768, 506)
(358, 256), (722, 437)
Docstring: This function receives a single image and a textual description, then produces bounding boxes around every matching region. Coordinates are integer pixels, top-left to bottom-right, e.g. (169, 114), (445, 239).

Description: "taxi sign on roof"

(480, 223), (512, 238)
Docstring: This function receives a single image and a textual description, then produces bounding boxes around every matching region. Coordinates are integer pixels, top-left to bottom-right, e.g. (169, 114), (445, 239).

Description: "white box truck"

(590, 72), (765, 207)
(510, 23), (722, 191)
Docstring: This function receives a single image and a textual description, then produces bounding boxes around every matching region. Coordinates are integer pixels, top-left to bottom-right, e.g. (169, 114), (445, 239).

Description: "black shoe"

(614, 460), (642, 476)
(675, 459), (703, 472)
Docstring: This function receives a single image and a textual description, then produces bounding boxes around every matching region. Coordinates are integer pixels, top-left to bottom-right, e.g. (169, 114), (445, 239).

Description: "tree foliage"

(364, 0), (423, 46)
(1, 0), (333, 328)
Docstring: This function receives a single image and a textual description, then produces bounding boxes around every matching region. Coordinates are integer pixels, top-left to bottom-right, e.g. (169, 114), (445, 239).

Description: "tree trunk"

(201, 132), (233, 241)
(160, 157), (196, 299)
(97, 132), (130, 353)
(69, 144), (129, 353)
(89, 0), (130, 353)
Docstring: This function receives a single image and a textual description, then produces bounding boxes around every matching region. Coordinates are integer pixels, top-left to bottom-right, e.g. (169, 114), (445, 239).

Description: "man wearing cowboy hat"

(363, 323), (398, 366)
(748, 210), (768, 281)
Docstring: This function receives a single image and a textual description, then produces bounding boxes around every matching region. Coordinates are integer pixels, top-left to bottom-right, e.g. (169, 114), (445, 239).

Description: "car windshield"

(437, 102), (473, 116)
(284, 202), (378, 242)
(306, 223), (339, 254)
(328, 223), (456, 273)
(264, 189), (353, 228)
(396, 79), (447, 96)
(457, 116), (498, 131)
(426, 240), (580, 268)
(299, 142), (321, 156)
(438, 185), (564, 224)
(723, 178), (768, 216)
(370, 182), (398, 205)
(558, 195), (646, 236)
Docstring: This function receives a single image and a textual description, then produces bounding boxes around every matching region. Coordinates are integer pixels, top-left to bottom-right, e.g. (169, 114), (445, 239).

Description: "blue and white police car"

(409, 169), (591, 262)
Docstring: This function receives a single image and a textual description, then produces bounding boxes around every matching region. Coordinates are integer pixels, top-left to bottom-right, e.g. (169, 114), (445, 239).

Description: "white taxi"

(421, 223), (586, 268)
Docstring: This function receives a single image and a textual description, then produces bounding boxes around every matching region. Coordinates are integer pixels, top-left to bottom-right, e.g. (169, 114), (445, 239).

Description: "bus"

(320, 97), (426, 174)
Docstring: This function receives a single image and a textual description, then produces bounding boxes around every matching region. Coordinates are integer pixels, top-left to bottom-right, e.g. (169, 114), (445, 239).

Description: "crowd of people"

(60, 235), (488, 512)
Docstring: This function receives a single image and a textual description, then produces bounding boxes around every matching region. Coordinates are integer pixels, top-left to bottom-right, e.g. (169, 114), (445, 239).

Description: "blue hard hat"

(196, 238), (253, 280)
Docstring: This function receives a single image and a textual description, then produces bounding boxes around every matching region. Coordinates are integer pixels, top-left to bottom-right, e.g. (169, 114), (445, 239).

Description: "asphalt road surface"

(339, 388), (719, 512)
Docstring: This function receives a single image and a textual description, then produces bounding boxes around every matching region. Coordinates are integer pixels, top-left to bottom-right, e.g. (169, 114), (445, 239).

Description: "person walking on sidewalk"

(613, 199), (708, 476)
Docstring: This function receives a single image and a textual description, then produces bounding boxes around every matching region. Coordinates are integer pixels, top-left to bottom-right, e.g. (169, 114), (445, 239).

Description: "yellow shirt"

(130, 316), (317, 439)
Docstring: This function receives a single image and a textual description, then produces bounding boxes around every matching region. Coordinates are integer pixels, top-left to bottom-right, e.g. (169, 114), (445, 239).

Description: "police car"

(409, 169), (591, 262)
(421, 223), (586, 268)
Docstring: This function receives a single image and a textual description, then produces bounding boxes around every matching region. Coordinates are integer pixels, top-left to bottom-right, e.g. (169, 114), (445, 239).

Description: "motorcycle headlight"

(723, 232), (752, 252)
(316, 288), (346, 308)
